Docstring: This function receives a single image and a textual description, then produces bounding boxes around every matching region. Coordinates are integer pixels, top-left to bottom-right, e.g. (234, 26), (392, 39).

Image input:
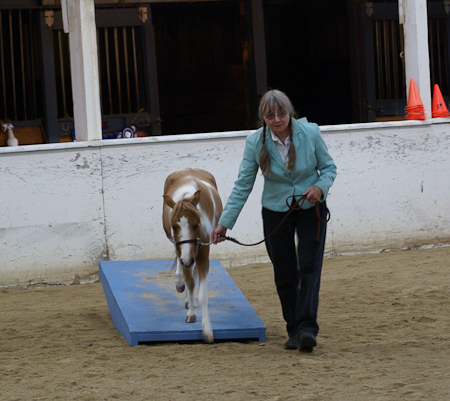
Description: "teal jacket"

(218, 118), (337, 229)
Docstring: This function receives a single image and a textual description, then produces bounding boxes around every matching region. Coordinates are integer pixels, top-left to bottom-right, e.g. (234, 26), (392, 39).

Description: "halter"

(169, 222), (213, 263)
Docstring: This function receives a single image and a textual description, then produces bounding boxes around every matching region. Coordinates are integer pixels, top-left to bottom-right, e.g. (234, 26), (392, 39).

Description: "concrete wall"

(1, 120), (450, 287)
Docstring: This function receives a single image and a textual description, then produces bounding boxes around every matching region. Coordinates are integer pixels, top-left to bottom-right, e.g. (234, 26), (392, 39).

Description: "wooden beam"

(142, 6), (161, 136)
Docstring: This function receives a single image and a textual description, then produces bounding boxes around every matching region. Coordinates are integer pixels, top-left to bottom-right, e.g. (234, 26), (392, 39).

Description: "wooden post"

(66, 0), (102, 141)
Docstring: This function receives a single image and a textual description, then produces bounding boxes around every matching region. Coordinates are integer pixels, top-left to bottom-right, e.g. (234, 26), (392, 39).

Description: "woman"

(211, 89), (337, 352)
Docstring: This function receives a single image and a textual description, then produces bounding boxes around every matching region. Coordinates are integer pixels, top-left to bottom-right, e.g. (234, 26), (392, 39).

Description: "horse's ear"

(192, 190), (201, 207)
(163, 195), (175, 209)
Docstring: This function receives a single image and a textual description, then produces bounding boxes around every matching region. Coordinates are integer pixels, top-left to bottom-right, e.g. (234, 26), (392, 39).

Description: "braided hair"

(258, 89), (298, 175)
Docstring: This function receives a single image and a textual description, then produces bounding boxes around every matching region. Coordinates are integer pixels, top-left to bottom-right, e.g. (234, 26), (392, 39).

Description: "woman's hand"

(211, 225), (227, 244)
(303, 186), (323, 203)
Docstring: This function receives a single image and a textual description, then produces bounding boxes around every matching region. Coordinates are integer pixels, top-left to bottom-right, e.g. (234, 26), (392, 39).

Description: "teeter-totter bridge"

(99, 259), (266, 346)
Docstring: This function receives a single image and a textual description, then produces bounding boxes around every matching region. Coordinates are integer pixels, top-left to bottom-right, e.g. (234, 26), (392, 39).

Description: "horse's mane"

(171, 197), (202, 220)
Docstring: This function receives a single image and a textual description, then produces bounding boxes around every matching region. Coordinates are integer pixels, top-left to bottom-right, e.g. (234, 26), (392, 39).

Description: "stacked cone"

(432, 84), (450, 118)
(405, 78), (426, 120)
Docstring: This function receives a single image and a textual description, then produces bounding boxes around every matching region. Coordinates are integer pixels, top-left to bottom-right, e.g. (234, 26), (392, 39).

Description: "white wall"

(324, 119), (450, 253)
(1, 120), (450, 287)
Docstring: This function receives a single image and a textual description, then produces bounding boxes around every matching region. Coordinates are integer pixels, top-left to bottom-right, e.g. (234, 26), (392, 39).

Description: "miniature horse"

(162, 168), (223, 343)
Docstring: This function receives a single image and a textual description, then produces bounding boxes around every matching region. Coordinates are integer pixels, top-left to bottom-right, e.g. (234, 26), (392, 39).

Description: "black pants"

(262, 202), (327, 338)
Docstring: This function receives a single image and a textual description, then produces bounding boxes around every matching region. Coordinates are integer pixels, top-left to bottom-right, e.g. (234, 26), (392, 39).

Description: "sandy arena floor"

(1, 247), (450, 401)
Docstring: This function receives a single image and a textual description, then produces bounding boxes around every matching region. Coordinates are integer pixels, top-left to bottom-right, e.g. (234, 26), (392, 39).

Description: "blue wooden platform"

(99, 259), (266, 346)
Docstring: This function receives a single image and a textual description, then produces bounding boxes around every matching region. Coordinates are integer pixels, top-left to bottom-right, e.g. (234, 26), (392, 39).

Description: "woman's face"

(263, 104), (290, 137)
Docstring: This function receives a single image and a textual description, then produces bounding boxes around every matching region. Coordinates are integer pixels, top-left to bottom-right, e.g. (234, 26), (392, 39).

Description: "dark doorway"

(152, 1), (249, 135)
(263, 0), (352, 125)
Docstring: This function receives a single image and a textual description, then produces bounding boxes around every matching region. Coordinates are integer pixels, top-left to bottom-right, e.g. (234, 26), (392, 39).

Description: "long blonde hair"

(258, 89), (297, 175)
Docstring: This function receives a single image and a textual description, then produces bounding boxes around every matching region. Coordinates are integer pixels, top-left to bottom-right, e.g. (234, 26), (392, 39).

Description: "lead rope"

(218, 194), (330, 247)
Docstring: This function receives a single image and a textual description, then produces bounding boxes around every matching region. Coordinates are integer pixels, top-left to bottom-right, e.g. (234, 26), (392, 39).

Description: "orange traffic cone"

(407, 78), (423, 107)
(405, 78), (426, 120)
(432, 84), (449, 118)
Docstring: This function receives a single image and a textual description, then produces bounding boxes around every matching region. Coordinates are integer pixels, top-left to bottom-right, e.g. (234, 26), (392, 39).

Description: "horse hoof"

(176, 284), (185, 293)
(203, 333), (214, 344)
(186, 315), (196, 323)
(185, 301), (189, 309)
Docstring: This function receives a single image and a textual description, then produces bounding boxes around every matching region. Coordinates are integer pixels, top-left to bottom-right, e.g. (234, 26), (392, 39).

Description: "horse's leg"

(175, 258), (185, 294)
(184, 267), (196, 323)
(197, 248), (213, 343)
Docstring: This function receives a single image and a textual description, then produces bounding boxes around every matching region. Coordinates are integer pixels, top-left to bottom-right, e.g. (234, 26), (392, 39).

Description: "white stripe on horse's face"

(177, 216), (190, 241)
(178, 215), (190, 257)
(176, 215), (197, 267)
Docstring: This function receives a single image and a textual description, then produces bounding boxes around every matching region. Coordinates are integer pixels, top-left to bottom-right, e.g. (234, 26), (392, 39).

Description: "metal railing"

(429, 17), (449, 95)
(0, 9), (41, 122)
(53, 24), (144, 119)
(97, 26), (142, 116)
(373, 18), (406, 100)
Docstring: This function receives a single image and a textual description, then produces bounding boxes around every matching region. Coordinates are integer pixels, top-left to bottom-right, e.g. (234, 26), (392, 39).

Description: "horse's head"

(163, 190), (202, 268)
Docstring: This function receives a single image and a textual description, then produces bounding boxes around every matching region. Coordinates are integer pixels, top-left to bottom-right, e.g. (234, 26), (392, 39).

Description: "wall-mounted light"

(444, 0), (450, 15)
(44, 10), (54, 29)
(366, 2), (373, 18)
